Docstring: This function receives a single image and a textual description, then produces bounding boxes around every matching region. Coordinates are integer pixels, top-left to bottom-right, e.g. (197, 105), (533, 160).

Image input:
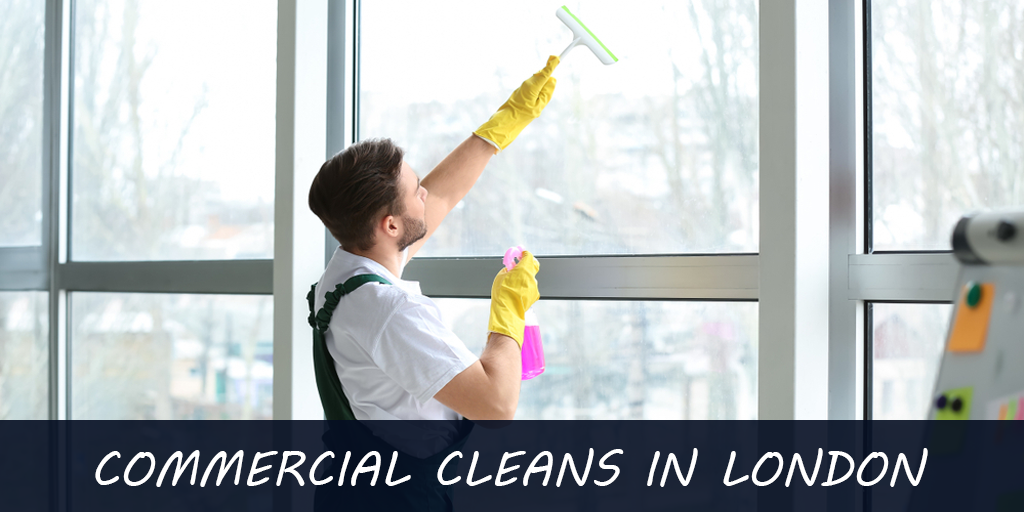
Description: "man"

(307, 57), (559, 441)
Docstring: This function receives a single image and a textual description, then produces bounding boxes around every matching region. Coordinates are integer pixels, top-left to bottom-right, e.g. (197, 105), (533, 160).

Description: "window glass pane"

(871, 1), (1024, 250)
(71, 293), (272, 419)
(871, 303), (953, 420)
(0, 292), (48, 420)
(435, 299), (758, 419)
(360, 1), (759, 256)
(71, 1), (276, 261)
(0, 1), (45, 246)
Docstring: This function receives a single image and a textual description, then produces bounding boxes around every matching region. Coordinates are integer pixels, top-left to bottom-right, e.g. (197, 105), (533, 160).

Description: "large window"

(356, 0), (760, 419)
(71, 0), (277, 261)
(360, 0), (758, 257)
(0, 0), (277, 420)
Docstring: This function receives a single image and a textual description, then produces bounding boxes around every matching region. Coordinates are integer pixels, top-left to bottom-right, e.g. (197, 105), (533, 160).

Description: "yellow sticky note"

(947, 282), (994, 353)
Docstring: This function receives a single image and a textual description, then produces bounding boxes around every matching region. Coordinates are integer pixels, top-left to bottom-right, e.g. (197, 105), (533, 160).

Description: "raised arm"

(406, 56), (560, 260)
(406, 135), (494, 260)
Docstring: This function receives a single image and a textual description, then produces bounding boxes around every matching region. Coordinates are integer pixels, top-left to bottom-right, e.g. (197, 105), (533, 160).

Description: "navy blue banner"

(1, 421), (1021, 511)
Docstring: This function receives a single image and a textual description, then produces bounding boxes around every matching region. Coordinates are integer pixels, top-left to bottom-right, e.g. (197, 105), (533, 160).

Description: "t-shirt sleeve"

(373, 294), (479, 404)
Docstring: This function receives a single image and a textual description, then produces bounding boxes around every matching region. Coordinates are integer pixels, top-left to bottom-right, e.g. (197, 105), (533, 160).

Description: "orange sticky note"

(947, 282), (994, 353)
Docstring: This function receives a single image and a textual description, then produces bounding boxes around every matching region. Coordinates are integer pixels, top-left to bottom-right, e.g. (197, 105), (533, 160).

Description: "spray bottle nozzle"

(503, 245), (525, 271)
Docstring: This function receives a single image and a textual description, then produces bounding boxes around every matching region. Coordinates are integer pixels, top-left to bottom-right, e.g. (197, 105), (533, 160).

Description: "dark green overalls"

(307, 275), (473, 511)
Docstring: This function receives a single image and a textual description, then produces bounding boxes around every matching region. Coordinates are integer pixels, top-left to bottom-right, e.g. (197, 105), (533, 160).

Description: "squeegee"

(556, 5), (617, 65)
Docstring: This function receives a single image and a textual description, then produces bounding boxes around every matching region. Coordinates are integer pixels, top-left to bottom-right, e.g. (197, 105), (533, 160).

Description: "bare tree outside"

(0, 1), (48, 420)
(872, 0), (1024, 250)
(71, 0), (276, 261)
(67, 0), (276, 420)
(71, 293), (273, 420)
(0, 0), (45, 246)
(0, 292), (48, 420)
(871, 303), (951, 420)
(72, 0), (207, 260)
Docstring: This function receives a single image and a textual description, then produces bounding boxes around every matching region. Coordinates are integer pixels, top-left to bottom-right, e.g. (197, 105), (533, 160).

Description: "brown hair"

(308, 138), (406, 251)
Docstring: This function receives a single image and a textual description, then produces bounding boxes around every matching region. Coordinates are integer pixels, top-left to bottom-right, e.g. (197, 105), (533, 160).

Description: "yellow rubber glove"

(487, 251), (541, 348)
(473, 56), (559, 153)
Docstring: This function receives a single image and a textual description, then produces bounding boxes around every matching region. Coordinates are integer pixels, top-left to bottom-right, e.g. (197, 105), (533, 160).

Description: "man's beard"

(397, 214), (427, 251)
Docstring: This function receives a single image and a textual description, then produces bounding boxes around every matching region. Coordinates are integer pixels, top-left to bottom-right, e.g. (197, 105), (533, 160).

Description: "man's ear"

(379, 214), (399, 239)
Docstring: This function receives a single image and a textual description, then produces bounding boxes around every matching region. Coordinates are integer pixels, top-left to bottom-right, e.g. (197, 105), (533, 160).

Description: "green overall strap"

(307, 274), (392, 420)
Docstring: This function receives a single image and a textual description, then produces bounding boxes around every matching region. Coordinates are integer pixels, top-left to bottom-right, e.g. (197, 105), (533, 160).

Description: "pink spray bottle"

(504, 245), (545, 380)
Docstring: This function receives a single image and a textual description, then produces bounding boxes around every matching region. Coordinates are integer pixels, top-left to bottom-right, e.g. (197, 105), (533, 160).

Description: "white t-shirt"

(313, 248), (479, 453)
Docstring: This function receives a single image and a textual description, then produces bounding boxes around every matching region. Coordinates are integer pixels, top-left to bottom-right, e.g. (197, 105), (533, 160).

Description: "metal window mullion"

(861, 0), (874, 429)
(351, 0), (360, 144)
(43, 0), (66, 421)
(863, 301), (873, 421)
(828, 0), (865, 422)
(863, 0), (873, 256)
(860, 0), (876, 428)
(848, 252), (959, 302)
(56, 260), (274, 294)
(0, 247), (47, 290)
(758, 0), (831, 420)
(324, 0), (352, 265)
(403, 254), (759, 300)
(273, 0), (331, 421)
(56, 0), (73, 424)
(59, 290), (69, 421)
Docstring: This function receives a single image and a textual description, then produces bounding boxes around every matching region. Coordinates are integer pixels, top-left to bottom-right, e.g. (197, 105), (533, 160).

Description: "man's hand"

(487, 251), (540, 348)
(434, 252), (540, 421)
(473, 56), (560, 153)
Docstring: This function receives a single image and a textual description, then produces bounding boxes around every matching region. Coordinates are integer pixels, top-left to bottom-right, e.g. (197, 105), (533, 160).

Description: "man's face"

(396, 161), (428, 251)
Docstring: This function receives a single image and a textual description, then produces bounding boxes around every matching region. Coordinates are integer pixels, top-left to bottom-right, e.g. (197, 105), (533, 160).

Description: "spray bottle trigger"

(503, 245), (525, 272)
